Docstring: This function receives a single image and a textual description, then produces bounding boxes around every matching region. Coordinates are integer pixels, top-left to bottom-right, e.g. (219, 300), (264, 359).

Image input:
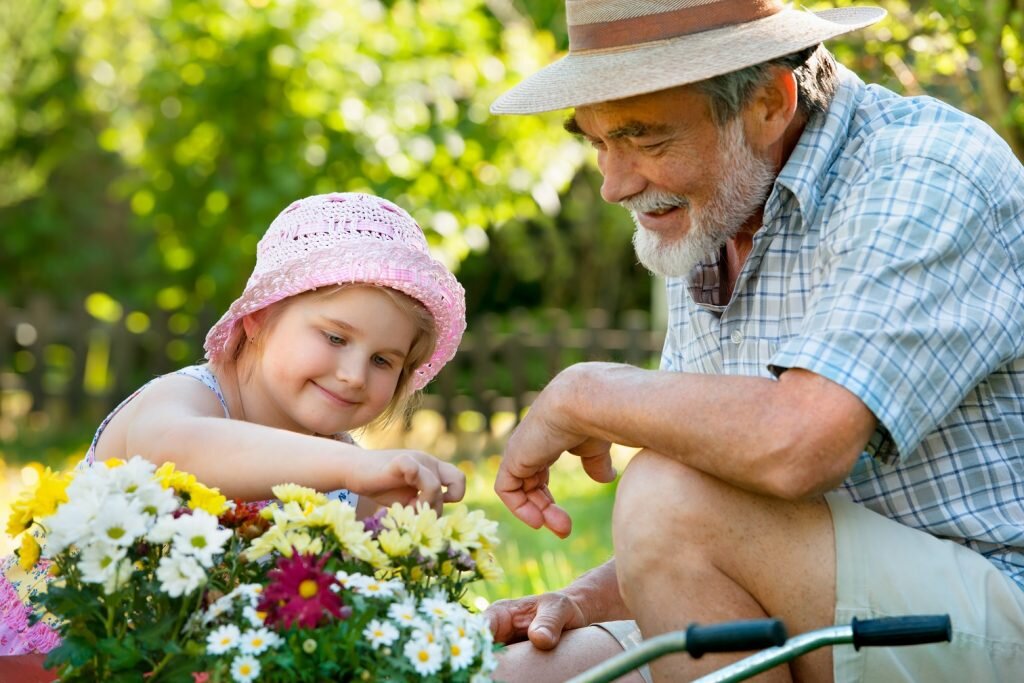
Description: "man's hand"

(494, 364), (619, 536)
(486, 592), (589, 650)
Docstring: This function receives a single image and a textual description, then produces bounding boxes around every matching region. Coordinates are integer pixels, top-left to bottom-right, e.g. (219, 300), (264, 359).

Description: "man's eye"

(587, 139), (606, 150)
(639, 141), (665, 151)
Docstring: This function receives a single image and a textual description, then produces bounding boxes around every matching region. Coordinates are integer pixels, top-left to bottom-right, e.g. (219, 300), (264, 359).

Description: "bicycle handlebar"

(686, 619), (789, 658)
(851, 614), (952, 650)
(569, 614), (952, 683)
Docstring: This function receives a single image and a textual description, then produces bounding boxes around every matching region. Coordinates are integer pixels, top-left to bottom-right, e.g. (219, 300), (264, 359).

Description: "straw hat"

(491, 0), (885, 114)
(204, 193), (466, 391)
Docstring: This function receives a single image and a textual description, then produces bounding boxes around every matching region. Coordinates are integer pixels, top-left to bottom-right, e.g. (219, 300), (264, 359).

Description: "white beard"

(624, 117), (777, 278)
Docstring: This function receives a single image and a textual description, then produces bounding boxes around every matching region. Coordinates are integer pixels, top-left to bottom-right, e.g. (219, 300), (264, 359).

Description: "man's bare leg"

(493, 627), (647, 683)
(613, 450), (836, 682)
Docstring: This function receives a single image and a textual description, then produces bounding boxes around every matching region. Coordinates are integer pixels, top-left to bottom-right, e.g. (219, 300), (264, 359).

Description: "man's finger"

(541, 503), (572, 538)
(527, 598), (572, 650)
(580, 452), (618, 484)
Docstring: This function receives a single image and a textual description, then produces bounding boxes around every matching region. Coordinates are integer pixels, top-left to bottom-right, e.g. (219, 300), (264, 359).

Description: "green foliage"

(0, 0), (590, 317)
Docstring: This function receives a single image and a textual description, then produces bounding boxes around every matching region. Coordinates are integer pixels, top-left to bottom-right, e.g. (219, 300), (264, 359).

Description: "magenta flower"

(258, 552), (347, 629)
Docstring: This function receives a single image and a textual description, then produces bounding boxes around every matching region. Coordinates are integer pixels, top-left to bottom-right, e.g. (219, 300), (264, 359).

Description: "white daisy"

(420, 596), (452, 620)
(239, 627), (279, 655)
(133, 482), (178, 519)
(388, 600), (420, 627)
(350, 575), (397, 599)
(206, 624), (241, 655)
(168, 510), (232, 567)
(404, 638), (443, 676)
(448, 635), (476, 671)
(242, 605), (266, 628)
(363, 619), (400, 649)
(156, 551), (207, 597)
(146, 514), (178, 544)
(77, 542), (131, 594)
(106, 455), (157, 493)
(92, 495), (148, 546)
(230, 654), (261, 683)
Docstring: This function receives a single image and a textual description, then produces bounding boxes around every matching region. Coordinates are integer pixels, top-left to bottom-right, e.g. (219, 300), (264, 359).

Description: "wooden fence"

(0, 296), (666, 447)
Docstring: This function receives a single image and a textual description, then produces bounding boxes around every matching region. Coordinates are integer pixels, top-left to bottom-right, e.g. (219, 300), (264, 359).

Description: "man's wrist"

(559, 558), (623, 625)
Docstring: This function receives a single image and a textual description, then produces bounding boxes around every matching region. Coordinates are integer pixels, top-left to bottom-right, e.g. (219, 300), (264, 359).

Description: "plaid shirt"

(661, 65), (1024, 590)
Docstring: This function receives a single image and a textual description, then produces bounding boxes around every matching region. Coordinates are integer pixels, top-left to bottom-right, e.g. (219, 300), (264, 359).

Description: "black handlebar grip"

(685, 618), (788, 659)
(851, 615), (952, 650)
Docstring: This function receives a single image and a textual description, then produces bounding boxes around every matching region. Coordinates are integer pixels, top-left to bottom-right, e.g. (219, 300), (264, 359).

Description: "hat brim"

(491, 6), (885, 115)
(204, 242), (466, 391)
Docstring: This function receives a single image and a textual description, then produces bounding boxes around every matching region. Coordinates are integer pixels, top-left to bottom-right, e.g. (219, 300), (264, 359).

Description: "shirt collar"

(767, 64), (866, 227)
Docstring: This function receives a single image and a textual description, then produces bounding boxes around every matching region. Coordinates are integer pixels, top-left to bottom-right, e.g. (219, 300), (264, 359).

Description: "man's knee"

(612, 451), (724, 585)
(613, 449), (723, 538)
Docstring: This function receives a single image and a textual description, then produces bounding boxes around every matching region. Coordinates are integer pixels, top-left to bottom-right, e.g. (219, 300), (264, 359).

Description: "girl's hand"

(352, 449), (466, 513)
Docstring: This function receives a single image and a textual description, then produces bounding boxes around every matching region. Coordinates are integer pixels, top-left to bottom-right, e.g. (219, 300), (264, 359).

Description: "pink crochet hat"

(204, 193), (466, 390)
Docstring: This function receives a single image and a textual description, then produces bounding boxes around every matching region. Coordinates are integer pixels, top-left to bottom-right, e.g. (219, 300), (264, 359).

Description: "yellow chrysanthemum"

(154, 462), (197, 492)
(102, 458), (126, 469)
(187, 483), (229, 516)
(280, 531), (323, 557)
(440, 506), (500, 553)
(475, 552), (504, 582)
(17, 533), (41, 571)
(377, 528), (414, 557)
(244, 527), (287, 561)
(271, 483), (326, 507)
(6, 467), (72, 537)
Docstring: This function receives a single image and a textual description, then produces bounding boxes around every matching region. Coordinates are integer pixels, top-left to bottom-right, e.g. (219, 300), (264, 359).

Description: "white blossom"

(156, 551), (207, 597)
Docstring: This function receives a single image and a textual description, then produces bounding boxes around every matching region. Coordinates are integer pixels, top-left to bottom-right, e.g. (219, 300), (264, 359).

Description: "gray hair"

(695, 45), (839, 125)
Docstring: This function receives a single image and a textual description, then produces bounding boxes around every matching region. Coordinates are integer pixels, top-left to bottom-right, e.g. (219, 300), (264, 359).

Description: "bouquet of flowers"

(8, 456), (240, 681)
(190, 485), (502, 682)
(8, 458), (503, 682)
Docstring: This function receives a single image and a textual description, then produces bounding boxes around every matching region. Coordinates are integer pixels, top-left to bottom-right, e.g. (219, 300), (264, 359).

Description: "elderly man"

(485, 1), (1024, 681)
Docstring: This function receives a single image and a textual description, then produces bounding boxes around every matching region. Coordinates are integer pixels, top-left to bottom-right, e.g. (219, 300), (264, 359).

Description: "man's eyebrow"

(607, 121), (671, 139)
(563, 115), (671, 140)
(563, 114), (584, 136)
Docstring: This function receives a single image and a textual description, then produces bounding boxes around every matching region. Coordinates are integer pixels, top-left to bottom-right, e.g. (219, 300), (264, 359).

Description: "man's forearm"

(561, 558), (632, 624)
(558, 363), (874, 499)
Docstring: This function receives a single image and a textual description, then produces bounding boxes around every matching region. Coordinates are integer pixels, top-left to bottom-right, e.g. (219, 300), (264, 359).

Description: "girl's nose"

(336, 354), (367, 389)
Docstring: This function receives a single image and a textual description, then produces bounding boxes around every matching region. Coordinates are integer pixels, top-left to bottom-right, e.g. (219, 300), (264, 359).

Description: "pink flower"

(258, 553), (347, 629)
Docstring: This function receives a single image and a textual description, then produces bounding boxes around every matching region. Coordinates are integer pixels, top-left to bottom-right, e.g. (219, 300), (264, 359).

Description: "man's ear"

(742, 67), (799, 149)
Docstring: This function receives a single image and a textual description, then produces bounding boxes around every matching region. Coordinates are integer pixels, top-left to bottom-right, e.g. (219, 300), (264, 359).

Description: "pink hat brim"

(203, 241), (466, 391)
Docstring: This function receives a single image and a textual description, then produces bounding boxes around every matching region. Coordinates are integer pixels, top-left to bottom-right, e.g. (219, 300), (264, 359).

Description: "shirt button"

(730, 330), (744, 345)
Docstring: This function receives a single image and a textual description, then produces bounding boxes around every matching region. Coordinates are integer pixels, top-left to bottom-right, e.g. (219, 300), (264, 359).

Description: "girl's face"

(242, 286), (418, 435)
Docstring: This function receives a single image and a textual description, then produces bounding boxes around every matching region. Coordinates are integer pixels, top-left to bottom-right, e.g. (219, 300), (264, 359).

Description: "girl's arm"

(118, 375), (464, 509)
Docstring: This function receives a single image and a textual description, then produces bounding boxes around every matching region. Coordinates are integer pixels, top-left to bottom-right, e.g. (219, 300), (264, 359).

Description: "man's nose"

(599, 151), (646, 204)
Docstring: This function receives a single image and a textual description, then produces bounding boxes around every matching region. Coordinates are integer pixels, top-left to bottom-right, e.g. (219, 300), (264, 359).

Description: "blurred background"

(1, 0), (1021, 603)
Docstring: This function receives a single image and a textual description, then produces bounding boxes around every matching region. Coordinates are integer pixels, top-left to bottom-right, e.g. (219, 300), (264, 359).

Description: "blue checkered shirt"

(661, 65), (1024, 590)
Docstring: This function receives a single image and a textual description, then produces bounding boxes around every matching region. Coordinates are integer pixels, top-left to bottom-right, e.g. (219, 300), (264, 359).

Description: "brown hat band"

(569, 0), (784, 52)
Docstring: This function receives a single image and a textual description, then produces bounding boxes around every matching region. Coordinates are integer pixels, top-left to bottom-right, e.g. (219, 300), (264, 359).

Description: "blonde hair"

(213, 284), (438, 429)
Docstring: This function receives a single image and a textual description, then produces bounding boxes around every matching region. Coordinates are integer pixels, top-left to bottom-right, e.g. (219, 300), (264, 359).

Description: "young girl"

(0, 192), (468, 655)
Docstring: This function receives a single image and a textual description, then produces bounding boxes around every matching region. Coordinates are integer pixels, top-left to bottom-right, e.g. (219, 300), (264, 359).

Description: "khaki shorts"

(598, 495), (1024, 682)
(593, 620), (653, 683)
(828, 493), (1024, 681)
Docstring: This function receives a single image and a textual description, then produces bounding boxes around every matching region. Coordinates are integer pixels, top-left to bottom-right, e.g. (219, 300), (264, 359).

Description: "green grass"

(459, 454), (621, 606)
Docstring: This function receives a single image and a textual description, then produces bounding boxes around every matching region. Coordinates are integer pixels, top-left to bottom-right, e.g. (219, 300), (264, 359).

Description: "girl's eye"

(372, 355), (393, 368)
(323, 332), (345, 346)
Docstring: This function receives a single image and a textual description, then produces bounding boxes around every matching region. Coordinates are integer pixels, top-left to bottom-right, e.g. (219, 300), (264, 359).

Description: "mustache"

(619, 190), (690, 214)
